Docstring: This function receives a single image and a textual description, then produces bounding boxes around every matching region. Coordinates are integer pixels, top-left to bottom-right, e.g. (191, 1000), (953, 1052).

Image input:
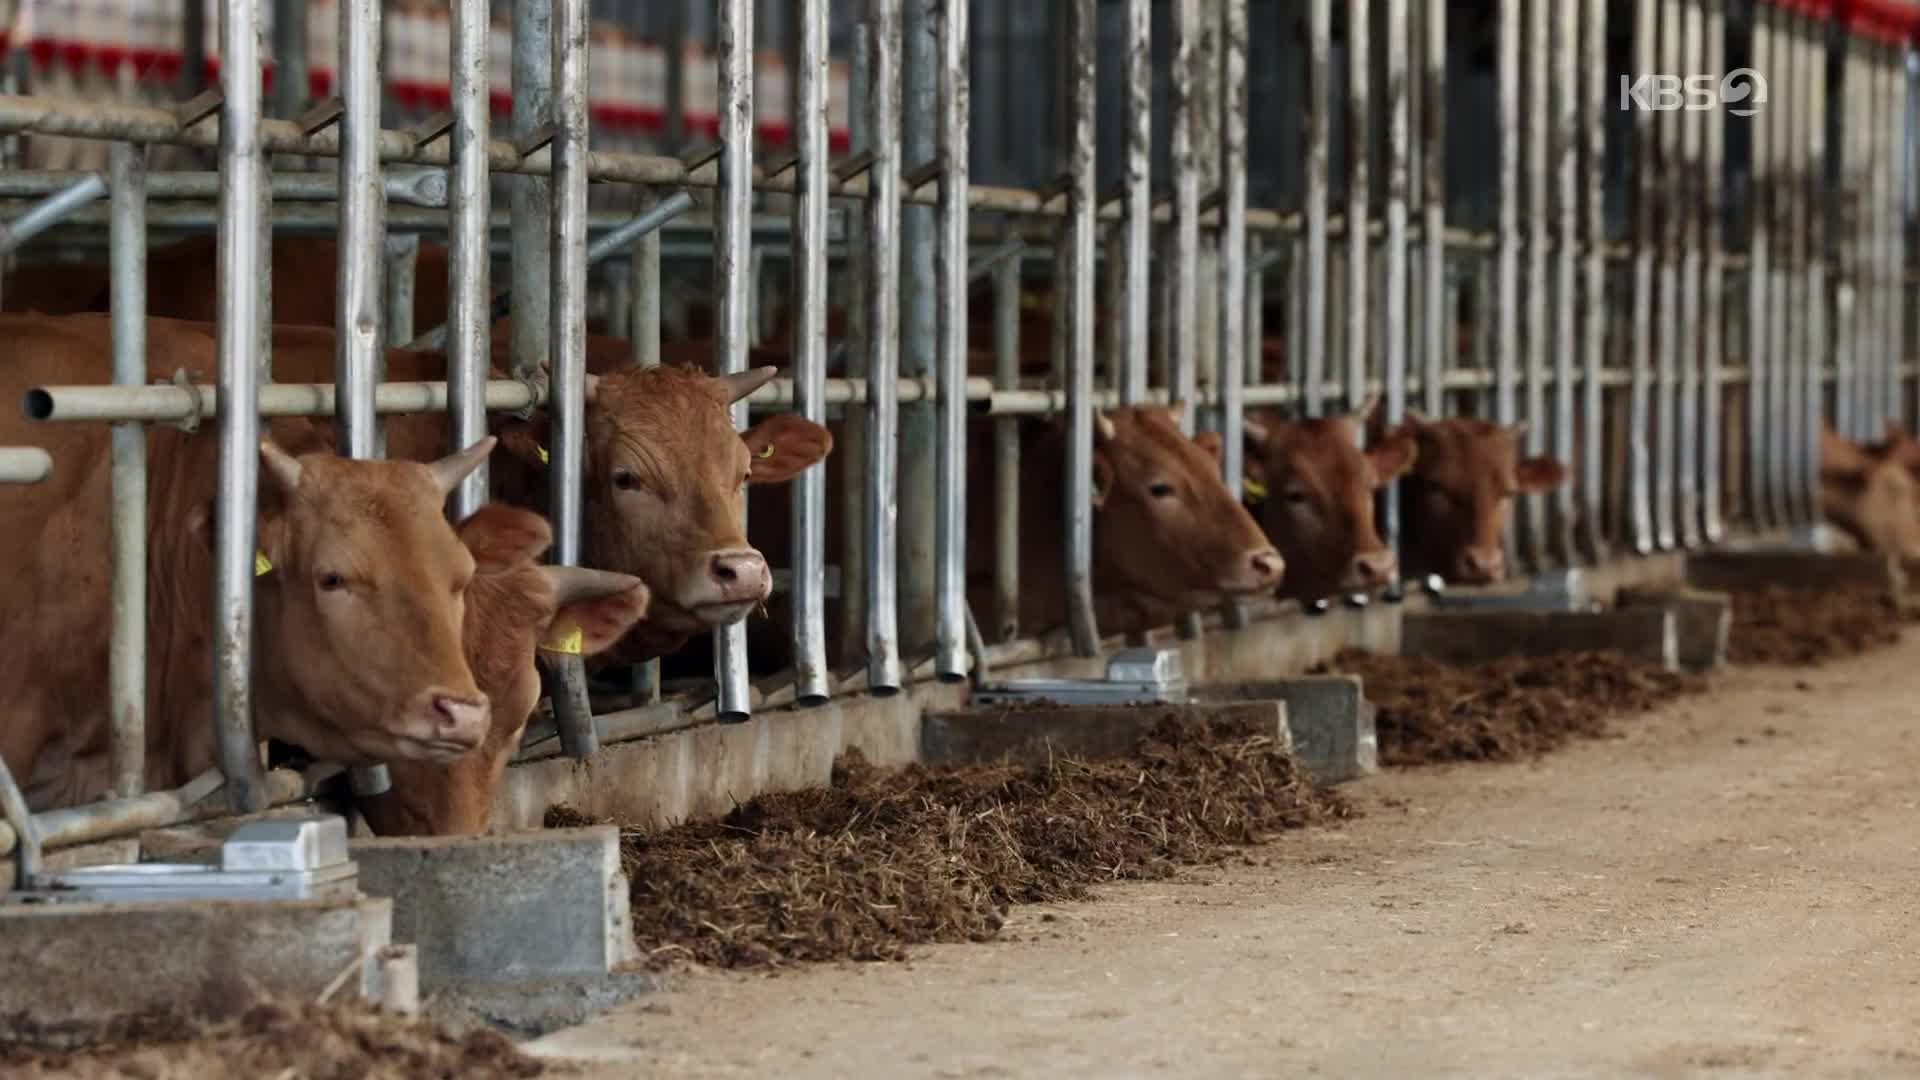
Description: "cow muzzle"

(686, 547), (772, 623)
(1341, 548), (1398, 591)
(1453, 545), (1506, 585)
(1223, 546), (1286, 594)
(391, 689), (490, 762)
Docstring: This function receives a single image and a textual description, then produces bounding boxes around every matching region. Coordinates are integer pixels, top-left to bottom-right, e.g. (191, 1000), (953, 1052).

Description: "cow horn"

(428, 436), (498, 495)
(258, 439), (303, 493)
(719, 365), (779, 404)
(1094, 410), (1117, 442)
(1241, 417), (1270, 443)
(542, 565), (650, 611)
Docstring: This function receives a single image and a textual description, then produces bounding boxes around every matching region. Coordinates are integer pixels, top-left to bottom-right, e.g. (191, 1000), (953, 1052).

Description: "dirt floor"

(529, 633), (1920, 1079)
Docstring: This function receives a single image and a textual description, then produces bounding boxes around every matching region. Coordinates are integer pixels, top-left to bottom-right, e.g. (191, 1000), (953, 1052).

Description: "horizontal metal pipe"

(0, 173), (108, 254)
(23, 765), (319, 855)
(0, 169), (448, 207)
(26, 378), (542, 423)
(0, 446), (51, 483)
(586, 190), (698, 264)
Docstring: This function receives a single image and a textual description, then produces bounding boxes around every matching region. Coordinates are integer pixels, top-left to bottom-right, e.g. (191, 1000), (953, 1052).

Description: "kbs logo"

(1618, 69), (1767, 115)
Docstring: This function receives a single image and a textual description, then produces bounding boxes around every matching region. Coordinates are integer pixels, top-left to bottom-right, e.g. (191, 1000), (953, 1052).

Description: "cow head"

(1821, 424), (1920, 559)
(248, 437), (496, 766)
(358, 505), (650, 836)
(1243, 397), (1417, 601)
(1395, 413), (1569, 585)
(1089, 406), (1285, 619)
(497, 362), (831, 638)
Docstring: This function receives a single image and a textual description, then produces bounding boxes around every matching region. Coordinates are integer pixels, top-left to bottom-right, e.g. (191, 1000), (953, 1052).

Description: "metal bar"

(1421, 0), (1446, 422)
(272, 0), (308, 120)
(933, 0), (969, 682)
(27, 379), (543, 424)
(1861, 37), (1878, 437)
(384, 235), (418, 356)
(336, 0), (385, 464)
(991, 249), (1020, 643)
(0, 173), (108, 255)
(1801, 10), (1826, 527)
(840, 19), (872, 672)
(863, 0), (903, 694)
(714, 0), (755, 721)
(0, 447), (51, 484)
(108, 143), (146, 801)
(1064, 0), (1099, 657)
(1551, 0), (1579, 561)
(1782, 6), (1808, 526)
(1121, 0), (1150, 407)
(1835, 34), (1856, 441)
(509, 0), (553, 392)
(1304, 0), (1330, 416)
(1496, 0), (1521, 437)
(213, 0), (269, 815)
(1520, 0), (1551, 565)
(629, 193), (662, 367)
(445, 0), (492, 520)
(0, 750), (40, 883)
(1652, 0), (1680, 550)
(1345, 0), (1370, 416)
(1894, 42), (1910, 436)
(1701, 0), (1726, 543)
(1766, 2), (1792, 527)
(789, 0), (831, 705)
(1167, 0), (1198, 426)
(1219, 0), (1248, 527)
(1747, 9), (1773, 526)
(1382, 0), (1408, 563)
(0, 170), (450, 206)
(25, 765), (320, 856)
(1673, 0), (1701, 547)
(1877, 40), (1897, 434)
(546, 0), (598, 746)
(898, 0), (936, 661)
(1628, 0), (1656, 551)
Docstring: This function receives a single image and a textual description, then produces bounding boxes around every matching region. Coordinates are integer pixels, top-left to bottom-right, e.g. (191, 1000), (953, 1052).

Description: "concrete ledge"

(1401, 607), (1679, 670)
(351, 826), (635, 986)
(426, 970), (664, 1041)
(0, 896), (391, 1038)
(1193, 676), (1376, 784)
(1615, 586), (1733, 672)
(1684, 549), (1904, 596)
(920, 701), (1289, 769)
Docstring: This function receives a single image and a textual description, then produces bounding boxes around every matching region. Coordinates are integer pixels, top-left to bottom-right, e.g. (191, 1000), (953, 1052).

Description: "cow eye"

(612, 470), (639, 491)
(318, 571), (347, 592)
(1148, 481), (1176, 498)
(1285, 488), (1311, 505)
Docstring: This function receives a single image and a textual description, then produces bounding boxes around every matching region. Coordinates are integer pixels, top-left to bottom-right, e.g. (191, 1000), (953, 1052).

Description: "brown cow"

(1241, 399), (1418, 603)
(0, 313), (496, 810)
(1391, 413), (1570, 586)
(1820, 424), (1920, 559)
(355, 505), (650, 836)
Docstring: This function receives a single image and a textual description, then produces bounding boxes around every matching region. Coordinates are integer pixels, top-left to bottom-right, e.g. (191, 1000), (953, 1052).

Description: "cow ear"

(1366, 427), (1418, 485)
(1515, 455), (1569, 492)
(1886, 419), (1912, 445)
(457, 505), (552, 573)
(1822, 426), (1871, 485)
(495, 415), (552, 471)
(1091, 447), (1114, 508)
(539, 568), (651, 656)
(744, 414), (833, 484)
(1192, 430), (1223, 463)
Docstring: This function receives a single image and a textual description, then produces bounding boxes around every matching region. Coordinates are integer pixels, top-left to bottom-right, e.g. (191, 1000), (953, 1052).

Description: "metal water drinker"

(12, 815), (359, 904)
(968, 647), (1188, 707)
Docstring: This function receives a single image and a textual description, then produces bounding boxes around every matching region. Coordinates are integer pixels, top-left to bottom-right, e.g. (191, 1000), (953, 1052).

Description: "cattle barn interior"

(0, 0), (1916, 1059)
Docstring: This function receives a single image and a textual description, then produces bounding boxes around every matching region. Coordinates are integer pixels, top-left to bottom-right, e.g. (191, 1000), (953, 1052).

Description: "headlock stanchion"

(0, 0), (1913, 868)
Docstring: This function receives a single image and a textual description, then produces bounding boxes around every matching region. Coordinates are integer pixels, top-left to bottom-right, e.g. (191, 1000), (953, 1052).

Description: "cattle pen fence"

(0, 0), (1916, 883)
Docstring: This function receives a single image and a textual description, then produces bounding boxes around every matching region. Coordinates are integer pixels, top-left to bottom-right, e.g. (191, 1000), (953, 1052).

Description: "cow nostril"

(1250, 550), (1283, 580)
(712, 557), (738, 583)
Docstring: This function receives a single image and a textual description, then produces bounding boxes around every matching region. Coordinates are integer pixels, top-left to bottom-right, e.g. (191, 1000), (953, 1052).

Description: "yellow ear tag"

(541, 626), (583, 655)
(254, 551), (273, 576)
(536, 445), (550, 464)
(758, 444), (775, 459)
(1242, 476), (1268, 504)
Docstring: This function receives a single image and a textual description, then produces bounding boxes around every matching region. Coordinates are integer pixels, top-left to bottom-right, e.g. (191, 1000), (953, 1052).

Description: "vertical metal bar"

(1628, 0), (1657, 550)
(1782, 6), (1808, 527)
(1895, 43), (1910, 436)
(1581, 0), (1610, 560)
(1422, 0), (1445, 420)
(214, 0), (268, 814)
(1551, 0), (1579, 560)
(1305, 0), (1330, 416)
(1520, 0), (1550, 564)
(384, 235), (419, 353)
(271, 0), (307, 119)
(1746, 8), (1773, 526)
(898, 0), (936, 657)
(991, 250), (1020, 643)
(1172, 0), (1202, 427)
(1835, 32), (1856, 442)
(1880, 39), (1900, 434)
(790, 0), (830, 704)
(108, 142), (146, 801)
(1219, 0), (1247, 500)
(1345, 0), (1370, 416)
(1802, 11), (1827, 528)
(1496, 0), (1521, 437)
(1382, 0), (1408, 561)
(446, 0), (491, 520)
(840, 21), (871, 671)
(1064, 0), (1099, 657)
(1652, 0), (1680, 551)
(1766, 2), (1793, 527)
(714, 0), (754, 720)
(863, 0), (903, 693)
(1701, 0), (1726, 543)
(933, 0), (968, 682)
(1863, 35), (1880, 436)
(336, 0), (385, 463)
(1676, 0), (1705, 548)
(1121, 0), (1150, 407)
(510, 0), (552, 391)
(629, 195), (661, 366)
